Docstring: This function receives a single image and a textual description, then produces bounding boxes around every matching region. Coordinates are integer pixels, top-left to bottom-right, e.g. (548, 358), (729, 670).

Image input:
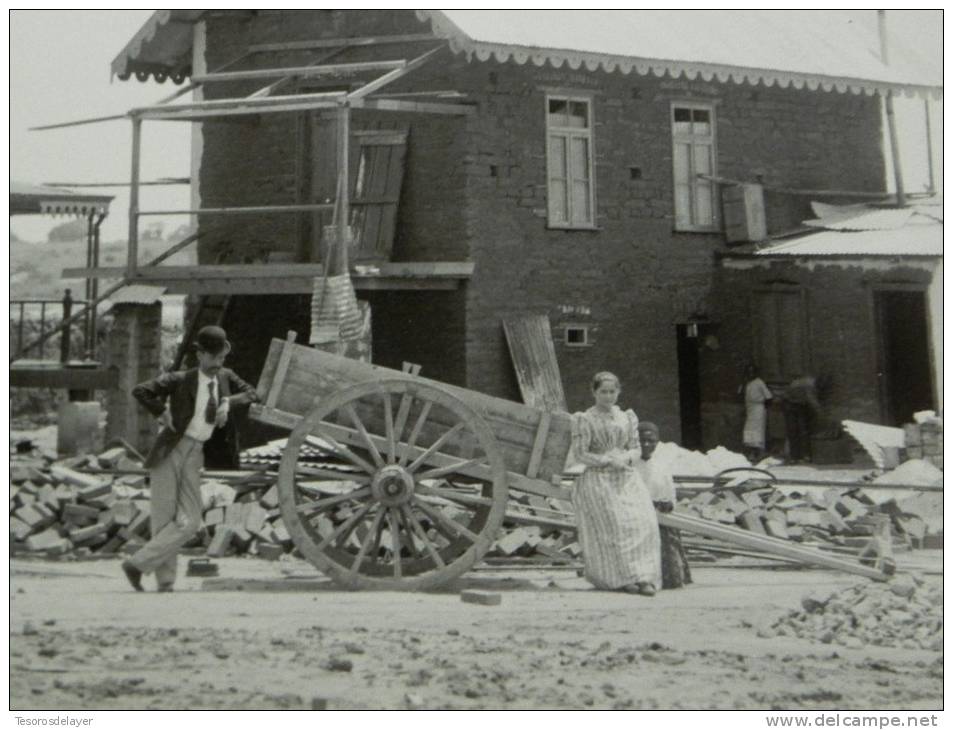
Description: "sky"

(8, 9), (943, 243)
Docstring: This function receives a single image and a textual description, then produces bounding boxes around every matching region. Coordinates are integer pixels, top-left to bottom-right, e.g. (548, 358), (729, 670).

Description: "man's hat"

(194, 325), (230, 355)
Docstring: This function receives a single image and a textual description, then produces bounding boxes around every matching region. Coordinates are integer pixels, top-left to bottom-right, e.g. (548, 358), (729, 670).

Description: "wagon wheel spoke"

(394, 506), (422, 559)
(316, 502), (375, 551)
(398, 401), (432, 466)
(343, 403), (385, 469)
(295, 465), (369, 482)
(415, 483), (495, 507)
(382, 392), (397, 464)
(306, 431), (377, 476)
(401, 505), (446, 568)
(415, 454), (487, 483)
(386, 507), (403, 578)
(406, 422), (467, 474)
(350, 509), (386, 576)
(413, 498), (480, 544)
(392, 390), (415, 449)
(296, 486), (372, 517)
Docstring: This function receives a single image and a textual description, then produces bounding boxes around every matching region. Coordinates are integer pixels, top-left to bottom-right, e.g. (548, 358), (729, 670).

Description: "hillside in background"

(9, 232), (196, 301)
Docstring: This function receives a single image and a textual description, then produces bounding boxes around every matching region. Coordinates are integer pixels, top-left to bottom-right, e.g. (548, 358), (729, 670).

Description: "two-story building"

(95, 10), (940, 451)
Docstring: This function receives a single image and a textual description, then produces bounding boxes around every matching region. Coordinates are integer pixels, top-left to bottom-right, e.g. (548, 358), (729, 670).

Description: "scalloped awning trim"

(415, 10), (941, 101)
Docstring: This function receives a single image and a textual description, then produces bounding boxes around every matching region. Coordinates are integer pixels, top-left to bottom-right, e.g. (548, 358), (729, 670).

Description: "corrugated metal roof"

(113, 10), (941, 98)
(756, 217), (942, 258)
(420, 10), (941, 98)
(10, 181), (113, 217)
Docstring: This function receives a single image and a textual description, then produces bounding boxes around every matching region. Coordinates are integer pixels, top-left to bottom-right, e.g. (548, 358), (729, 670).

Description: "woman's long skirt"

(572, 466), (662, 590)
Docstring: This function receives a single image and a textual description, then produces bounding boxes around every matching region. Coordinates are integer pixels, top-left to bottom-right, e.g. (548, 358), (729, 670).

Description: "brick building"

(103, 10), (940, 450)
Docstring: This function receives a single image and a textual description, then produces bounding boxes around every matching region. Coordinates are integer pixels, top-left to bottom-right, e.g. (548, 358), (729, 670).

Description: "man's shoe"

(121, 561), (144, 592)
(157, 583), (174, 593)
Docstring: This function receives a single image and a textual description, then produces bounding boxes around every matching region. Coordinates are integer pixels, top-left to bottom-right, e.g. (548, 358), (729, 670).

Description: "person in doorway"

(570, 371), (661, 596)
(741, 363), (773, 462)
(780, 374), (828, 463)
(633, 421), (692, 589)
(121, 326), (259, 592)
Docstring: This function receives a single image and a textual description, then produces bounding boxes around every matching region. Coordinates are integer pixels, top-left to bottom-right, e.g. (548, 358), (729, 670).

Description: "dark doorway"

(676, 324), (702, 449)
(874, 290), (934, 426)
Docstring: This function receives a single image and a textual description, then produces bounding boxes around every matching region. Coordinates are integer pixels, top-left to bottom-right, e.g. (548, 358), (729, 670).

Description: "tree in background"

(47, 219), (86, 243)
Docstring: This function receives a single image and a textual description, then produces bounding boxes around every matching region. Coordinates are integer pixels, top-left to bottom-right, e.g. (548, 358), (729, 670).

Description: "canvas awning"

(10, 182), (113, 217)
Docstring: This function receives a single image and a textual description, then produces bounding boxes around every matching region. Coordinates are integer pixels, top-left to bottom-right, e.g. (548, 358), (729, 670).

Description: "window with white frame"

(546, 96), (595, 228)
(672, 103), (717, 230)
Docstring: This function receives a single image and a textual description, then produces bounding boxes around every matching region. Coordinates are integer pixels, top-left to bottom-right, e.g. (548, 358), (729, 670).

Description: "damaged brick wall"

(706, 260), (935, 450)
(196, 9), (885, 446)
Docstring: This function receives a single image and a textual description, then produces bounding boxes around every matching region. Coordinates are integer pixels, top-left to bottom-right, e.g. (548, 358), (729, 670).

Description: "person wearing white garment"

(570, 371), (661, 596)
(121, 326), (259, 592)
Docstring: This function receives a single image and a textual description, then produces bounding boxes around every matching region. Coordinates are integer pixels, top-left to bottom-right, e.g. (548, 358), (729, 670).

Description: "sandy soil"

(10, 554), (942, 710)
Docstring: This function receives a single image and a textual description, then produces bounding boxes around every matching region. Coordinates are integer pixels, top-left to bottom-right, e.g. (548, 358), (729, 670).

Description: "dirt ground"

(10, 553), (942, 710)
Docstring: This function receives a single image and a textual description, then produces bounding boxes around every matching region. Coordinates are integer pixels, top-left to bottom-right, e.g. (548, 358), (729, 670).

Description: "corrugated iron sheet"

(113, 10), (940, 98)
(422, 10), (940, 98)
(757, 224), (941, 258)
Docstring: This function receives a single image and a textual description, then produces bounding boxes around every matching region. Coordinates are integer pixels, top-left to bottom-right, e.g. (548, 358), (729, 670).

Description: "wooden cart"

(252, 334), (889, 590)
(251, 334), (574, 590)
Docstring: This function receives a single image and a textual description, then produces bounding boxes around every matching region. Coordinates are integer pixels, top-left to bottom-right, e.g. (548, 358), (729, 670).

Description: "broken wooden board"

(659, 511), (888, 581)
(201, 577), (335, 592)
(502, 314), (568, 413)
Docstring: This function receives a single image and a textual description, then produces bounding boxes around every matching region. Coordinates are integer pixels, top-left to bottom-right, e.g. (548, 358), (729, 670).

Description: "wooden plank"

(660, 511), (888, 581)
(525, 412), (551, 480)
(353, 98), (476, 116)
(264, 331), (299, 408)
(248, 33), (438, 54)
(63, 262), (475, 280)
(347, 47), (443, 101)
(193, 60), (406, 84)
(502, 315), (568, 413)
(10, 365), (118, 390)
(131, 90), (346, 116)
(252, 341), (573, 481)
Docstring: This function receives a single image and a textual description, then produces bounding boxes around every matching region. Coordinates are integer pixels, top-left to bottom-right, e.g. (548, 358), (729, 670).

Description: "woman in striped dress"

(571, 372), (662, 596)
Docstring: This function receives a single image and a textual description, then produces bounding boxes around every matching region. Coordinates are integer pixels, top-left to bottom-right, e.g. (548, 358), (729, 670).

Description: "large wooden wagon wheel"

(278, 379), (509, 590)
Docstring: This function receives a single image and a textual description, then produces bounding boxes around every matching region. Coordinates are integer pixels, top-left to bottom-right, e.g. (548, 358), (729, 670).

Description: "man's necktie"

(204, 380), (218, 425)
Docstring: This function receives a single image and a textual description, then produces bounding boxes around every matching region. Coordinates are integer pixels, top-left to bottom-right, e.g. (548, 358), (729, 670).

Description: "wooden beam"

(353, 98), (476, 116)
(248, 33), (437, 54)
(130, 90), (346, 117)
(194, 60), (405, 84)
(10, 365), (119, 390)
(126, 117), (142, 277)
(60, 262), (474, 294)
(347, 46), (443, 101)
(247, 47), (347, 99)
(143, 102), (342, 122)
(137, 204), (335, 216)
(63, 262), (475, 280)
(660, 511), (888, 581)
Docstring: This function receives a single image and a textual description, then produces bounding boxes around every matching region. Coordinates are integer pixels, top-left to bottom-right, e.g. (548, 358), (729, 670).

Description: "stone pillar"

(104, 302), (162, 456)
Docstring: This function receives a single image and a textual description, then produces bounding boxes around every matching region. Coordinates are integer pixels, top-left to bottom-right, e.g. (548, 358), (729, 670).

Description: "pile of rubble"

(760, 576), (942, 651)
(9, 447), (287, 561)
(675, 484), (933, 551)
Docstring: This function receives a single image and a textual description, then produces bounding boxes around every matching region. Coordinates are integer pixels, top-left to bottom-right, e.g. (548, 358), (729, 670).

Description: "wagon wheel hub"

(371, 465), (415, 506)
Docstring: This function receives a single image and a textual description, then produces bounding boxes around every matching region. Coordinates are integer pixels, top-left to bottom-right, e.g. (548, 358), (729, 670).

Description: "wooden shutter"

(348, 128), (408, 263)
(753, 287), (809, 381)
(301, 119), (408, 264)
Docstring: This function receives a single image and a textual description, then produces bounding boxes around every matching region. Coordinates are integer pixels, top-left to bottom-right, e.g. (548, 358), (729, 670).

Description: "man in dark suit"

(121, 326), (259, 592)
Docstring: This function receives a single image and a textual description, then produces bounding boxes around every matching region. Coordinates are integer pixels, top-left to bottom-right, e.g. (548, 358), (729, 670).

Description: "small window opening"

(564, 325), (590, 347)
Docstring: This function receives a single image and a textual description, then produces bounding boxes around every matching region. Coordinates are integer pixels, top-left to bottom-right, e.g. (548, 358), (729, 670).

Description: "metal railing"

(10, 289), (91, 362)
